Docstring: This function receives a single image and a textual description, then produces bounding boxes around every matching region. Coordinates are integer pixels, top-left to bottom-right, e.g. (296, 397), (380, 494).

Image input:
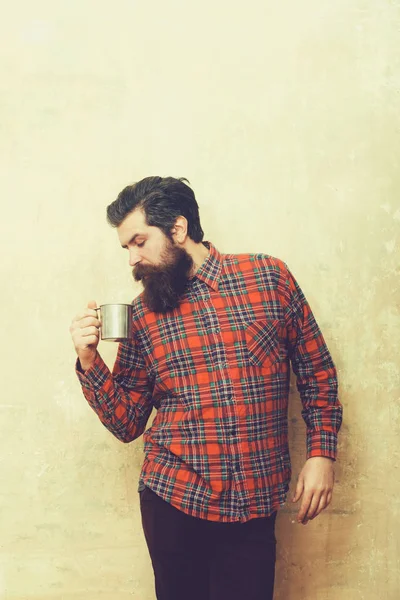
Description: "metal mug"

(95, 304), (133, 341)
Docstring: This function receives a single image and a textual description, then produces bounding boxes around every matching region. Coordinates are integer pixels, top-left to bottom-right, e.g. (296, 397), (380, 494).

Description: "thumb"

(292, 475), (304, 503)
(87, 300), (98, 310)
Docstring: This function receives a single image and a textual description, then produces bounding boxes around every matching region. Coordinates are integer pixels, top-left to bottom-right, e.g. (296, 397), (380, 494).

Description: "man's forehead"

(117, 209), (160, 246)
(121, 208), (146, 229)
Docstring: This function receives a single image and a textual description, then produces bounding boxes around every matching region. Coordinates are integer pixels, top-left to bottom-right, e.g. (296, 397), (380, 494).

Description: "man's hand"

(292, 456), (335, 525)
(70, 300), (101, 372)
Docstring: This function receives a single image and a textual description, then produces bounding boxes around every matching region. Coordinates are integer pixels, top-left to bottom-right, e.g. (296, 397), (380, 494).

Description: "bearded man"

(70, 176), (342, 600)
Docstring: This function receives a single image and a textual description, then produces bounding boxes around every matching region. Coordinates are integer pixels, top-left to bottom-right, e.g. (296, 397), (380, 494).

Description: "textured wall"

(1, 1), (399, 599)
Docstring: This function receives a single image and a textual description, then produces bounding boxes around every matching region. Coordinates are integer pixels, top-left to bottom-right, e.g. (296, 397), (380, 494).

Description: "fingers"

(70, 306), (100, 334)
(292, 476), (304, 504)
(310, 490), (333, 521)
(79, 334), (99, 346)
(297, 492), (313, 524)
(69, 303), (101, 355)
(80, 326), (100, 338)
(303, 493), (322, 523)
(73, 309), (99, 323)
(71, 319), (100, 339)
(309, 494), (329, 521)
(71, 327), (100, 348)
(298, 490), (333, 524)
(75, 316), (101, 329)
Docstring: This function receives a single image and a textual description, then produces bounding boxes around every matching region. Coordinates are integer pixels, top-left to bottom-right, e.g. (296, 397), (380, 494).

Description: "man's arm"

(76, 342), (154, 443)
(280, 264), (343, 523)
(71, 301), (154, 443)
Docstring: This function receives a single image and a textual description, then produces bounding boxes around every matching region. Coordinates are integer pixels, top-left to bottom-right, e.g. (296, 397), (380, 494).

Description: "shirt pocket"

(245, 319), (284, 369)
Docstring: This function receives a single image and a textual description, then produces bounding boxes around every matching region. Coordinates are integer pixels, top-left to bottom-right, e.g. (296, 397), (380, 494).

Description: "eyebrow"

(121, 233), (145, 249)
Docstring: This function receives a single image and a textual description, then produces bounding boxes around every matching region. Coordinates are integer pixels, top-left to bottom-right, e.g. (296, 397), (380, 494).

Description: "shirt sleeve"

(75, 338), (154, 443)
(280, 262), (343, 460)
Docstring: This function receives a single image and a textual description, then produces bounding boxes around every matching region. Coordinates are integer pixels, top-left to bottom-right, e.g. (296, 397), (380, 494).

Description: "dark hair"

(106, 176), (204, 243)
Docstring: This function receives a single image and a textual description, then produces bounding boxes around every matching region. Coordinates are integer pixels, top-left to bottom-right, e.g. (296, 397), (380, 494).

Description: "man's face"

(118, 209), (169, 272)
(117, 209), (193, 313)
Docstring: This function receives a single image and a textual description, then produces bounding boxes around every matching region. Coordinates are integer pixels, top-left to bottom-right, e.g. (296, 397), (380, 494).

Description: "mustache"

(133, 263), (158, 282)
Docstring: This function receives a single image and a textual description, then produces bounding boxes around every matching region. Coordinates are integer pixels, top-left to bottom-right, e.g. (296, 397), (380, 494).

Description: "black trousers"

(139, 486), (277, 600)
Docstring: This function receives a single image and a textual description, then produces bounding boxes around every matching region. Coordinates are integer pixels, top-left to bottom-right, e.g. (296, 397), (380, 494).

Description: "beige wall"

(1, 0), (399, 598)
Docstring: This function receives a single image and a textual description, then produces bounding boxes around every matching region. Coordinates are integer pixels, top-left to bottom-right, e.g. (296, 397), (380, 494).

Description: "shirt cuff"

(306, 430), (338, 461)
(75, 353), (111, 391)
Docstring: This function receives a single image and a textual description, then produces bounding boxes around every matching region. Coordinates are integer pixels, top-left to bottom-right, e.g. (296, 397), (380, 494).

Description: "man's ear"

(171, 216), (188, 244)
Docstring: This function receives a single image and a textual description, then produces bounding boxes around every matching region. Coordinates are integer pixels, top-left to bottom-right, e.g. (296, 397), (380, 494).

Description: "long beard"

(133, 243), (194, 313)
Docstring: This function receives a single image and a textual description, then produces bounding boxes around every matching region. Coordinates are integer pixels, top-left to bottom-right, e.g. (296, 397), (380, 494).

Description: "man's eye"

(137, 241), (145, 248)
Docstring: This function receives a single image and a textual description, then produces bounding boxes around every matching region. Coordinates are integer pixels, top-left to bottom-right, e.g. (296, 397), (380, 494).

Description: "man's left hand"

(292, 456), (335, 525)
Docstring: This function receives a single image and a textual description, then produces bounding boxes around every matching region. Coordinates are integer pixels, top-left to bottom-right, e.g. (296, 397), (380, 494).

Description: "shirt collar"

(193, 241), (222, 292)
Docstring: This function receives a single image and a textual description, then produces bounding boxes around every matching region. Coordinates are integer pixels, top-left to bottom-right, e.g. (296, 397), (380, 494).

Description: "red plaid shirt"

(76, 242), (342, 523)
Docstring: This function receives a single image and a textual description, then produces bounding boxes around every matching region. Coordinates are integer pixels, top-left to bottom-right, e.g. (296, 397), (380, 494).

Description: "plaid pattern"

(77, 243), (342, 523)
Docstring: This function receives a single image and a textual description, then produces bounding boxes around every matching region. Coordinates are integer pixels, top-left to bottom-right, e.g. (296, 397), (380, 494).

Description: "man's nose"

(129, 249), (141, 267)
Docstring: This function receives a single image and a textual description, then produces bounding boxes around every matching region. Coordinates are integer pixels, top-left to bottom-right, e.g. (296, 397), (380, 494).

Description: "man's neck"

(186, 241), (210, 275)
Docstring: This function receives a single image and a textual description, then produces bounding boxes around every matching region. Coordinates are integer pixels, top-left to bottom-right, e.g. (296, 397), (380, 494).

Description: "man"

(70, 176), (342, 600)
